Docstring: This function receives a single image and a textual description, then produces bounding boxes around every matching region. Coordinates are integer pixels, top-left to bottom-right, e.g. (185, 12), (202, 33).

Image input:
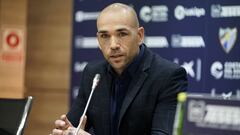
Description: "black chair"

(0, 96), (33, 135)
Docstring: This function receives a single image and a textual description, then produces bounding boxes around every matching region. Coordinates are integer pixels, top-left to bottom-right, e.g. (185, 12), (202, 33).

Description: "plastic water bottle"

(173, 92), (187, 135)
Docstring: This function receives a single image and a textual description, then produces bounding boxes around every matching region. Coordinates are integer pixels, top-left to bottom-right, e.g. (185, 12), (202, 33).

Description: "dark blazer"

(67, 45), (188, 135)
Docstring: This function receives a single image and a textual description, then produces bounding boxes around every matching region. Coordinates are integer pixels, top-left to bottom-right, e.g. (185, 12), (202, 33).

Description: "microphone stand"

(74, 74), (100, 135)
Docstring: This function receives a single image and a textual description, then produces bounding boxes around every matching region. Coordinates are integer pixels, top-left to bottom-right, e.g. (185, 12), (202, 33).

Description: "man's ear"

(137, 27), (145, 45)
(96, 32), (102, 50)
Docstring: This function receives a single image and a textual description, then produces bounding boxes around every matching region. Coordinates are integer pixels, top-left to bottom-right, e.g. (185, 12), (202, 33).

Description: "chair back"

(0, 96), (33, 135)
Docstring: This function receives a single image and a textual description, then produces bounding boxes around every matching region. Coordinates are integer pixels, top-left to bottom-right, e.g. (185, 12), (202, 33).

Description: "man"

(51, 3), (188, 135)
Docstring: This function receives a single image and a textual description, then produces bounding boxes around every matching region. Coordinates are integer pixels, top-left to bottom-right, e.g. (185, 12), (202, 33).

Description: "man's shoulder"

(84, 60), (108, 72)
(145, 53), (187, 83)
(154, 54), (180, 70)
(147, 51), (184, 76)
(144, 48), (181, 71)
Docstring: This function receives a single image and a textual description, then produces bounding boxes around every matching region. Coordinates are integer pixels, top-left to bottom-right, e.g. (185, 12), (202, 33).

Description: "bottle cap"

(178, 92), (187, 102)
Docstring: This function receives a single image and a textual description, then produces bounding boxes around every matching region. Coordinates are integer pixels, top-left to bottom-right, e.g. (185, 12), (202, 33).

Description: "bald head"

(96, 3), (145, 75)
(97, 3), (139, 29)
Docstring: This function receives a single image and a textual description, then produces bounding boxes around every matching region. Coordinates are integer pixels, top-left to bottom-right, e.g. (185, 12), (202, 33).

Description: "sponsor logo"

(238, 89), (240, 99)
(174, 58), (202, 81)
(219, 27), (238, 54)
(210, 61), (223, 79)
(211, 61), (240, 80)
(145, 36), (169, 48)
(211, 88), (240, 99)
(72, 86), (79, 99)
(221, 91), (233, 100)
(171, 34), (205, 48)
(140, 5), (168, 23)
(174, 5), (205, 20)
(188, 100), (240, 131)
(74, 61), (88, 72)
(75, 11), (99, 22)
(75, 36), (98, 48)
(211, 5), (240, 18)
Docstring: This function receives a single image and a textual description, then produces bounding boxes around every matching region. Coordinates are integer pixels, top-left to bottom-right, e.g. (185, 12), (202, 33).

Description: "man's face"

(97, 11), (144, 74)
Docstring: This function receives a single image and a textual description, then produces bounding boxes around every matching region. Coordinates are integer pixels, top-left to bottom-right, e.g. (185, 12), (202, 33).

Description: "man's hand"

(51, 114), (73, 135)
(50, 114), (91, 135)
(75, 116), (90, 135)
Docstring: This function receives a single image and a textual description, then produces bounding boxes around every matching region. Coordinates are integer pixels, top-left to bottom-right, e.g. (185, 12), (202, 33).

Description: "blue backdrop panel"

(70, 0), (240, 104)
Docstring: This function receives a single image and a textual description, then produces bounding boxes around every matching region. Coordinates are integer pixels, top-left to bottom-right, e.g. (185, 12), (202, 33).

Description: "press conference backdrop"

(70, 0), (240, 104)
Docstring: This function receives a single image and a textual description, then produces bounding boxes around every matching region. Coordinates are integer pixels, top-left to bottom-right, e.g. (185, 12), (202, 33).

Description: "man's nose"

(110, 37), (120, 50)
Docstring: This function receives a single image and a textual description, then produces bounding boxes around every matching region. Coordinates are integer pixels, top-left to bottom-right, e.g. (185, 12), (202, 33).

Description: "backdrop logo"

(171, 34), (205, 48)
(75, 36), (98, 48)
(174, 5), (205, 20)
(75, 11), (99, 22)
(210, 88), (235, 99)
(72, 86), (79, 99)
(145, 36), (169, 48)
(139, 5), (168, 23)
(211, 61), (240, 80)
(219, 27), (237, 54)
(211, 61), (223, 79)
(74, 61), (88, 72)
(174, 58), (202, 81)
(211, 5), (240, 18)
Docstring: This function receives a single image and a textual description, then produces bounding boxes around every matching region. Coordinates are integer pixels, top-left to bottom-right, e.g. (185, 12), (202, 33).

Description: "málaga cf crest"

(219, 27), (237, 54)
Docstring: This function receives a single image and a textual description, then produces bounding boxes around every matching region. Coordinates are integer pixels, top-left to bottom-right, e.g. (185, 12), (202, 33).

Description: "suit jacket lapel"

(118, 71), (148, 127)
(118, 46), (153, 128)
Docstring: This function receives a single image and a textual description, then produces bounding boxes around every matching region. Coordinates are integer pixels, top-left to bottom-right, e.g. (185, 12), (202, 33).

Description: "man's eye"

(119, 32), (128, 37)
(100, 34), (109, 38)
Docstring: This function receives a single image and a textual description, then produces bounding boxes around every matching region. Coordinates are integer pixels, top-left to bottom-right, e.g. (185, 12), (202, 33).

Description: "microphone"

(91, 74), (101, 90)
(75, 74), (101, 135)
